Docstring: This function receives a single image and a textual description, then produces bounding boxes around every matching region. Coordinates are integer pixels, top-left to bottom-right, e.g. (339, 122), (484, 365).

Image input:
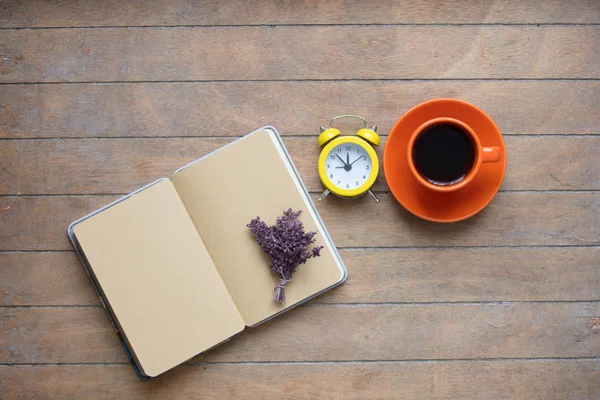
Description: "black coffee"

(413, 123), (475, 185)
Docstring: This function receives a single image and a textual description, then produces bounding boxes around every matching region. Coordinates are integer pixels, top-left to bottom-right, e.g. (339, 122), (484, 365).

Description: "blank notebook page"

(72, 179), (244, 377)
(172, 128), (345, 327)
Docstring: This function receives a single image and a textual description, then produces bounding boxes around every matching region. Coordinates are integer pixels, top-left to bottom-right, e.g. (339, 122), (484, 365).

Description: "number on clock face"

(325, 142), (372, 190)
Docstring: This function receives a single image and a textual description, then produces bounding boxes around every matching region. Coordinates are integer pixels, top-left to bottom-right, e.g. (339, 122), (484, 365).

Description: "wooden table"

(1, 1), (599, 398)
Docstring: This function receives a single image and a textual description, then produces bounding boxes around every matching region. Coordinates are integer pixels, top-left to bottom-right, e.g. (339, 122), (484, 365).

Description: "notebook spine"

(84, 265), (146, 378)
(67, 229), (148, 378)
(86, 263), (148, 378)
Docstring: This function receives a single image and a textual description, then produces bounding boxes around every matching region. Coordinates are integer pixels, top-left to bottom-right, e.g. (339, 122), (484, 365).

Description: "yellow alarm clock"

(317, 115), (380, 202)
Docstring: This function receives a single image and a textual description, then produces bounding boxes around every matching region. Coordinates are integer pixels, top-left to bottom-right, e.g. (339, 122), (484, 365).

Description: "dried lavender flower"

(247, 208), (323, 304)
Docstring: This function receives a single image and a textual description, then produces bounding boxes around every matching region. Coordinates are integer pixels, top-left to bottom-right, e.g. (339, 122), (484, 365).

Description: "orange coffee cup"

(406, 117), (501, 193)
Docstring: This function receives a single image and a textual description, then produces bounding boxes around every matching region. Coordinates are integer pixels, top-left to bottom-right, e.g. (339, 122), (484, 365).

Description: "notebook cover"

(67, 126), (347, 377)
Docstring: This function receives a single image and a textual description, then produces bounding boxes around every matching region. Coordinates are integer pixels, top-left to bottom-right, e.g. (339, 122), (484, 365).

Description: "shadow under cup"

(407, 117), (501, 193)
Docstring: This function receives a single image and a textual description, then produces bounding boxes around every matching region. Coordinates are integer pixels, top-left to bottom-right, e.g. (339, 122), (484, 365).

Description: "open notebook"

(68, 127), (347, 378)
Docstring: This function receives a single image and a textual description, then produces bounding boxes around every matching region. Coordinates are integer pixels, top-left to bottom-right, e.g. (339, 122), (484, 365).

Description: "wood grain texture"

(2, 1), (599, 396)
(2, 361), (599, 400)
(2, 0), (599, 27)
(2, 303), (599, 363)
(1, 192), (598, 251)
(1, 26), (599, 83)
(0, 252), (98, 306)
(2, 247), (599, 306)
(1, 136), (598, 195)
(2, 81), (599, 139)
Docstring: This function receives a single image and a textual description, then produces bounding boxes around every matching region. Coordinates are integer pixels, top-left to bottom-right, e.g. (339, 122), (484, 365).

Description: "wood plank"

(1, 26), (599, 83)
(2, 303), (598, 363)
(0, 252), (98, 306)
(1, 192), (598, 251)
(1, 136), (597, 195)
(1, 361), (599, 400)
(2, 81), (598, 138)
(2, 247), (599, 306)
(2, 0), (600, 27)
(325, 247), (600, 303)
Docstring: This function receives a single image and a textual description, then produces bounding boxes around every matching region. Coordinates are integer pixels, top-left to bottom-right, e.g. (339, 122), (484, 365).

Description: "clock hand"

(350, 155), (363, 165)
(334, 153), (352, 171)
(346, 152), (350, 165)
(335, 154), (348, 166)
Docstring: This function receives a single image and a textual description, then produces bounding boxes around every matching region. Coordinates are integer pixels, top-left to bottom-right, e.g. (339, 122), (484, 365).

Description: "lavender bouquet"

(247, 208), (323, 304)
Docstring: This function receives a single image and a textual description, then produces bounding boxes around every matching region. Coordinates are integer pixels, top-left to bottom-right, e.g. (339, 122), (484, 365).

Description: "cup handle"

(482, 146), (501, 163)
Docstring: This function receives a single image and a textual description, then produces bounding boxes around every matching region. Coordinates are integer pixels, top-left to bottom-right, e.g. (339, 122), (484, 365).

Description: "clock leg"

(318, 189), (330, 202)
(368, 190), (380, 202)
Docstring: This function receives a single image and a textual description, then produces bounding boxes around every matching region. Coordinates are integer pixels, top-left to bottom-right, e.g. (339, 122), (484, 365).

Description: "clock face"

(324, 142), (373, 190)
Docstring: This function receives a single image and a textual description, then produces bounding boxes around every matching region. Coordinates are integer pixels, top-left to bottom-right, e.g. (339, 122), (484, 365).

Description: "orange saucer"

(384, 99), (506, 223)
